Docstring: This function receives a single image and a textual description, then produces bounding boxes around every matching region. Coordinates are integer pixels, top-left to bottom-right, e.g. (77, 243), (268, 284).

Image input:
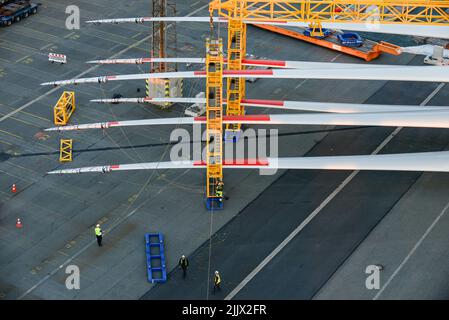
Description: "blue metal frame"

(303, 27), (332, 39)
(145, 233), (167, 283)
(337, 32), (363, 47)
(206, 197), (224, 211)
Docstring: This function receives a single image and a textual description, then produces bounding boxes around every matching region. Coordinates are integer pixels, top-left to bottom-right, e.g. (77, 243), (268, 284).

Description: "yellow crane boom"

(210, 0), (449, 25)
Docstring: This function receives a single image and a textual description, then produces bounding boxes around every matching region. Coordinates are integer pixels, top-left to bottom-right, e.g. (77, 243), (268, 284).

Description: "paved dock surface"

(0, 0), (448, 300)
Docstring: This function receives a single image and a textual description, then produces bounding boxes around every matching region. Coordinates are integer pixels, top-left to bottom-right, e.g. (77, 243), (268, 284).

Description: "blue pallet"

(337, 32), (363, 47)
(303, 27), (332, 39)
(206, 197), (224, 211)
(145, 233), (167, 283)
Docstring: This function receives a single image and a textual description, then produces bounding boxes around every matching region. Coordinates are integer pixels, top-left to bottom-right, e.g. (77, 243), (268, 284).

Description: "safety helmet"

(96, 224), (100, 227)
(215, 271), (219, 275)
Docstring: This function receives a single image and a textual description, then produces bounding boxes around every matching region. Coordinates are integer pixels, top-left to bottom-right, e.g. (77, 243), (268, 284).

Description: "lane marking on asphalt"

(373, 199), (449, 300)
(225, 82), (446, 300)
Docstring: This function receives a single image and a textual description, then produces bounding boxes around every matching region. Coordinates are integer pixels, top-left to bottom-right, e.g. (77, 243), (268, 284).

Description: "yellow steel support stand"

(53, 91), (76, 125)
(225, 0), (246, 137)
(205, 38), (224, 209)
(59, 139), (73, 162)
(309, 21), (324, 37)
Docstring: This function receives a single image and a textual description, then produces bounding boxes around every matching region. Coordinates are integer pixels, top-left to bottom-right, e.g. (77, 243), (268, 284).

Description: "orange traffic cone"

(16, 218), (22, 229)
(11, 184), (17, 193)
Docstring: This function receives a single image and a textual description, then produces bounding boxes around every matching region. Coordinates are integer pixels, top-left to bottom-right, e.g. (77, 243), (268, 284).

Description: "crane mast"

(205, 38), (225, 210)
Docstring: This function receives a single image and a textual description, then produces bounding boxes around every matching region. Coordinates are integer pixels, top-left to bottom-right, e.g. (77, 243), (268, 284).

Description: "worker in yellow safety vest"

(179, 255), (189, 278)
(216, 180), (224, 201)
(95, 224), (103, 247)
(213, 271), (221, 293)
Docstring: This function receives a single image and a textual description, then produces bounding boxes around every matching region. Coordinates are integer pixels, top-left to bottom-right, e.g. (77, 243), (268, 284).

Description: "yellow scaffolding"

(205, 38), (224, 201)
(225, 6), (247, 134)
(53, 91), (76, 125)
(59, 139), (73, 162)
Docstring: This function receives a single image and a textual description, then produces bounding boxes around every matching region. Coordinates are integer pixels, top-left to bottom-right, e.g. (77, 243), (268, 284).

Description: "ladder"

(205, 38), (224, 210)
(225, 15), (246, 138)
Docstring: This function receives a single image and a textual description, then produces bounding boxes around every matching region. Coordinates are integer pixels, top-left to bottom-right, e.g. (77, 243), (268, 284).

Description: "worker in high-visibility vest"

(179, 255), (189, 278)
(213, 271), (221, 293)
(95, 224), (103, 247)
(216, 179), (224, 202)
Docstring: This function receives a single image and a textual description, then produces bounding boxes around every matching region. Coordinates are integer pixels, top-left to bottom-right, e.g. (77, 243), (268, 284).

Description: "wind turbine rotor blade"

(89, 96), (447, 113)
(87, 56), (405, 69)
(86, 58), (205, 65)
(85, 16), (449, 39)
(274, 151), (449, 172)
(45, 117), (197, 132)
(41, 66), (449, 87)
(90, 97), (206, 104)
(47, 161), (196, 174)
(47, 151), (449, 175)
(223, 111), (449, 129)
(45, 110), (449, 132)
(240, 99), (448, 113)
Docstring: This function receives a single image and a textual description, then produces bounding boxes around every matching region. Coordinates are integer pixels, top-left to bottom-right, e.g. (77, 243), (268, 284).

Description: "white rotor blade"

(240, 99), (448, 113)
(91, 97), (205, 104)
(47, 151), (449, 175)
(45, 110), (449, 132)
(41, 66), (449, 87)
(401, 45), (449, 58)
(45, 117), (196, 131)
(86, 57), (408, 69)
(90, 97), (447, 113)
(85, 16), (449, 39)
(86, 58), (205, 65)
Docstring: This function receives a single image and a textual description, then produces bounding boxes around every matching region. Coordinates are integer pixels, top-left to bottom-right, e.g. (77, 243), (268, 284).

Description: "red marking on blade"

(194, 71), (207, 76)
(194, 116), (207, 122)
(144, 98), (153, 101)
(108, 121), (120, 126)
(242, 59), (286, 67)
(224, 69), (274, 76)
(241, 99), (284, 107)
(223, 115), (271, 122)
(110, 165), (120, 169)
(106, 76), (117, 80)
